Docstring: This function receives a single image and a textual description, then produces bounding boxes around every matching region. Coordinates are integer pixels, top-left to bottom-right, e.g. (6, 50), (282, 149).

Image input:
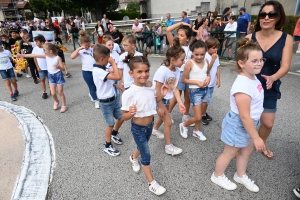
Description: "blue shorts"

(156, 98), (170, 108)
(189, 87), (208, 106)
(99, 96), (122, 126)
(62, 30), (68, 37)
(48, 71), (65, 85)
(203, 86), (214, 105)
(221, 110), (260, 148)
(263, 99), (277, 113)
(178, 71), (188, 91)
(0, 68), (15, 80)
(131, 119), (154, 166)
(38, 70), (48, 79)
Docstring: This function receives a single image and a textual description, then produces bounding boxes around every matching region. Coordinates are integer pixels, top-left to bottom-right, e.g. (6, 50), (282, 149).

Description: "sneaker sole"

(152, 132), (164, 139)
(293, 189), (300, 198)
(193, 134), (207, 141)
(211, 176), (237, 191)
(149, 187), (166, 195)
(165, 149), (182, 155)
(233, 176), (259, 192)
(201, 121), (209, 125)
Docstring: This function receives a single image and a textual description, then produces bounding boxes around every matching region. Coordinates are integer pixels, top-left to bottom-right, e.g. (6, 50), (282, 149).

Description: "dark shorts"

(263, 99), (277, 113)
(295, 36), (300, 41)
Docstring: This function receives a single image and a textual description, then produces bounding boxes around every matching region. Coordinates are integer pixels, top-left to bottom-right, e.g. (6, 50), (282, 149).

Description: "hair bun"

(123, 53), (135, 64)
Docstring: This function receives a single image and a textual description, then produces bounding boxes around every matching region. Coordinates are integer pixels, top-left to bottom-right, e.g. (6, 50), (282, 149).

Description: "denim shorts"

(189, 87), (208, 106)
(263, 99), (277, 113)
(131, 119), (154, 166)
(156, 98), (170, 108)
(99, 97), (122, 126)
(221, 110), (260, 148)
(203, 86), (214, 105)
(178, 71), (188, 91)
(48, 71), (65, 85)
(0, 68), (15, 80)
(38, 70), (48, 79)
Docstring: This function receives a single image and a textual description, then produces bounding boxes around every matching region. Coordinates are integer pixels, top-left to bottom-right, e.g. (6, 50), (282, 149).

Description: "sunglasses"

(258, 11), (278, 19)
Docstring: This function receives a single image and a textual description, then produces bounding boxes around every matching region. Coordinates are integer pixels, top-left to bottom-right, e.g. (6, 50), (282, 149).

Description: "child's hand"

(54, 64), (59, 69)
(77, 46), (85, 51)
(129, 105), (137, 115)
(216, 79), (221, 88)
(261, 74), (275, 90)
(157, 107), (166, 117)
(253, 137), (266, 152)
(114, 84), (123, 93)
(107, 68), (114, 73)
(203, 76), (210, 87)
(37, 66), (41, 72)
(108, 57), (115, 65)
(197, 81), (204, 88)
(178, 103), (186, 114)
(161, 85), (169, 96)
(212, 53), (218, 60)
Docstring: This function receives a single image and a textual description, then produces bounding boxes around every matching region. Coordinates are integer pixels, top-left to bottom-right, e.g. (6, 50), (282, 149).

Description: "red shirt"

(293, 18), (300, 36)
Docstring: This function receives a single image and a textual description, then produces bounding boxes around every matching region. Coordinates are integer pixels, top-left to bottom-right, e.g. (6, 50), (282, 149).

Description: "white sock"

(149, 180), (156, 185)
(165, 144), (172, 148)
(153, 129), (157, 132)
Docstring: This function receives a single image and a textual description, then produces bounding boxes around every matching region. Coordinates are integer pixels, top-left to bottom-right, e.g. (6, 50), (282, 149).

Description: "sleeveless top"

(46, 56), (60, 74)
(189, 59), (208, 88)
(251, 32), (287, 99)
(202, 26), (209, 41)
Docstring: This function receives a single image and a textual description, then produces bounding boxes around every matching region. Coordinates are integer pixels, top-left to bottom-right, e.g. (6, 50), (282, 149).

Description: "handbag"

(156, 37), (161, 46)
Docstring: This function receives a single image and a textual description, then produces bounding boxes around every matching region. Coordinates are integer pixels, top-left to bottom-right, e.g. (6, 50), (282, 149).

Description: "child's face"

(192, 47), (206, 63)
(171, 52), (185, 67)
(98, 55), (110, 66)
(81, 42), (91, 50)
(2, 36), (6, 41)
(43, 46), (51, 56)
(105, 40), (114, 52)
(129, 63), (150, 86)
(238, 50), (264, 76)
(177, 29), (189, 46)
(208, 46), (218, 55)
(35, 40), (44, 48)
(122, 40), (135, 52)
(11, 32), (17, 38)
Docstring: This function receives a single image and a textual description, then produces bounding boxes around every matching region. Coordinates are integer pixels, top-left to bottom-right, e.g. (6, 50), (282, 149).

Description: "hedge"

(107, 11), (140, 21)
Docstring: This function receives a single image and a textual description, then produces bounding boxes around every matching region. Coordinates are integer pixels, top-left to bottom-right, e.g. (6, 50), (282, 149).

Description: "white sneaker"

(179, 123), (188, 138)
(296, 50), (300, 54)
(152, 130), (164, 139)
(171, 118), (174, 124)
(26, 74), (31, 78)
(233, 173), (259, 192)
(149, 180), (166, 195)
(129, 155), (140, 172)
(193, 130), (207, 141)
(95, 101), (100, 109)
(165, 144), (182, 155)
(182, 116), (195, 127)
(211, 173), (237, 190)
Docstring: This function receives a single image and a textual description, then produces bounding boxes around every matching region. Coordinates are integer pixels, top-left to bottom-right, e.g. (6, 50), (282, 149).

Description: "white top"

(78, 47), (96, 71)
(46, 56), (60, 74)
(97, 26), (104, 37)
(132, 23), (143, 37)
(106, 51), (120, 69)
(74, 19), (81, 29)
(189, 60), (208, 88)
(93, 65), (115, 99)
(205, 52), (220, 87)
(152, 65), (180, 100)
(101, 18), (107, 30)
(32, 46), (47, 70)
(81, 22), (85, 30)
(230, 75), (264, 120)
(118, 51), (143, 88)
(0, 50), (12, 70)
(180, 46), (192, 71)
(121, 84), (157, 118)
(113, 43), (121, 54)
(224, 22), (237, 38)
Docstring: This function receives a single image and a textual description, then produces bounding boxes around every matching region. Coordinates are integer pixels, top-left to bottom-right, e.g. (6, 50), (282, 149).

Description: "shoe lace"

(242, 175), (255, 185)
(168, 144), (179, 156)
(221, 175), (233, 185)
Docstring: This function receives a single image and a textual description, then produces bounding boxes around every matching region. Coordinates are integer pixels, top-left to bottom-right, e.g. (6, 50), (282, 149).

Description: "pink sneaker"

(53, 101), (59, 110)
(60, 106), (67, 113)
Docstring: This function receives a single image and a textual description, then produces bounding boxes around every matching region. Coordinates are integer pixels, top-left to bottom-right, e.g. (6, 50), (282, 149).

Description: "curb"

(0, 102), (55, 200)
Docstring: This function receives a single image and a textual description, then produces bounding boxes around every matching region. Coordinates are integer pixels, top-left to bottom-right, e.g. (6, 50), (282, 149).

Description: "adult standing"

(111, 27), (123, 44)
(143, 21), (153, 53)
(165, 13), (175, 48)
(47, 9), (51, 18)
(132, 19), (143, 48)
(92, 21), (105, 44)
(222, 7), (230, 24)
(74, 15), (81, 31)
(246, 0), (293, 159)
(101, 14), (107, 32)
(206, 11), (212, 27)
(154, 20), (163, 54)
(293, 18), (300, 53)
(181, 11), (190, 24)
(198, 17), (209, 41)
(237, 7), (252, 38)
(60, 18), (68, 43)
(192, 13), (203, 41)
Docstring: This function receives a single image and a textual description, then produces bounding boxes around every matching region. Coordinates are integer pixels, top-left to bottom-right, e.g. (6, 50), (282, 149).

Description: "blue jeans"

(189, 87), (208, 106)
(131, 119), (154, 166)
(99, 97), (122, 126)
(0, 68), (15, 80)
(178, 71), (188, 91)
(203, 86), (214, 105)
(48, 71), (65, 85)
(82, 70), (97, 101)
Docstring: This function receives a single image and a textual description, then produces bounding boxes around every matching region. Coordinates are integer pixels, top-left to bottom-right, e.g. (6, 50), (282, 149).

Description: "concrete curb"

(0, 102), (55, 200)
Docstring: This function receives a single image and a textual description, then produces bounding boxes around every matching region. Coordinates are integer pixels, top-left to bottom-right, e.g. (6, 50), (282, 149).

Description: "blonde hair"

(102, 35), (113, 45)
(79, 30), (91, 44)
(122, 34), (136, 44)
(43, 43), (59, 55)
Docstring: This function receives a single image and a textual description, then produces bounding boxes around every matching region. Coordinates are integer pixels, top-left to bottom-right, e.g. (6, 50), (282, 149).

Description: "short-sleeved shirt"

(205, 52), (220, 87)
(230, 75), (264, 120)
(0, 50), (13, 70)
(181, 17), (190, 24)
(32, 46), (47, 70)
(9, 37), (22, 47)
(92, 64), (115, 99)
(237, 12), (251, 33)
(20, 39), (34, 54)
(101, 18), (107, 31)
(113, 43), (121, 54)
(166, 19), (175, 34)
(118, 51), (143, 88)
(121, 84), (157, 118)
(74, 19), (81, 30)
(132, 23), (143, 37)
(78, 47), (96, 71)
(106, 51), (119, 69)
(60, 22), (67, 30)
(152, 65), (180, 100)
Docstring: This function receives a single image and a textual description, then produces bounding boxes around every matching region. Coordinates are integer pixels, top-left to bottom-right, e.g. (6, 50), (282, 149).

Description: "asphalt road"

(0, 51), (299, 200)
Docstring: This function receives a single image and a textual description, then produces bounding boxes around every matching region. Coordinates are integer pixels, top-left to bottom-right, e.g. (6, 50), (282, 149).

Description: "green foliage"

(126, 2), (139, 12)
(107, 11), (140, 21)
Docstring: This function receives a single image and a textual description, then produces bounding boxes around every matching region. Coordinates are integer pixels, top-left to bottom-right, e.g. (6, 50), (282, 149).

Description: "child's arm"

(107, 57), (120, 80)
(174, 88), (186, 114)
(181, 61), (206, 87)
(17, 53), (46, 58)
(33, 57), (40, 71)
(207, 53), (218, 71)
(70, 46), (84, 59)
(216, 67), (221, 88)
(122, 106), (137, 121)
(235, 93), (266, 152)
(166, 22), (191, 46)
(56, 57), (65, 71)
(155, 81), (167, 117)
(198, 26), (204, 41)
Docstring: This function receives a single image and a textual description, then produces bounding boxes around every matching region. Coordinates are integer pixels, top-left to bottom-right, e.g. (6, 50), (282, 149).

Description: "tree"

(126, 2), (139, 12)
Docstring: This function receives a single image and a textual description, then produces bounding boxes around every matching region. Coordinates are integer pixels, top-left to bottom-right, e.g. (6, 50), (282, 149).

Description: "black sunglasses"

(258, 11), (278, 19)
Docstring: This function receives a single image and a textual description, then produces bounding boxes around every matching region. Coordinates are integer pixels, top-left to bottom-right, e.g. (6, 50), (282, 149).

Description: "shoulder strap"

(251, 32), (257, 42)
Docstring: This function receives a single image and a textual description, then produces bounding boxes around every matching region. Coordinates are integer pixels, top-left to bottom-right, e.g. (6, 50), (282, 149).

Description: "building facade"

(0, 0), (30, 21)
(119, 0), (140, 10)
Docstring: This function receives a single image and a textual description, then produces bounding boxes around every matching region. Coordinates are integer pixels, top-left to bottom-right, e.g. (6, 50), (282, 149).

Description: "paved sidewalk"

(0, 109), (24, 200)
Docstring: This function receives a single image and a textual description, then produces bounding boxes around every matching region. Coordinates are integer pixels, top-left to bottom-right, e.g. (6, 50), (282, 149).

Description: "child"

(121, 54), (166, 195)
(32, 35), (48, 99)
(55, 33), (71, 78)
(201, 38), (221, 124)
(0, 40), (19, 101)
(152, 38), (186, 155)
(18, 43), (67, 113)
(70, 30), (98, 108)
(211, 38), (266, 192)
(118, 34), (143, 90)
(179, 39), (210, 140)
(166, 22), (194, 125)
(224, 16), (237, 60)
(92, 44), (124, 156)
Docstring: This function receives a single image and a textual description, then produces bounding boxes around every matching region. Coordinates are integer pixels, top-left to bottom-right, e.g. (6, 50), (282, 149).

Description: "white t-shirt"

(93, 65), (115, 99)
(121, 84), (157, 118)
(106, 51), (119, 69)
(205, 52), (220, 87)
(224, 22), (237, 38)
(101, 18), (107, 31)
(45, 56), (60, 74)
(32, 46), (47, 70)
(97, 26), (104, 37)
(0, 50), (12, 70)
(74, 19), (81, 29)
(180, 46), (192, 71)
(113, 43), (121, 54)
(81, 22), (85, 30)
(152, 65), (180, 100)
(132, 23), (143, 37)
(230, 75), (264, 120)
(118, 51), (143, 88)
(78, 47), (96, 71)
